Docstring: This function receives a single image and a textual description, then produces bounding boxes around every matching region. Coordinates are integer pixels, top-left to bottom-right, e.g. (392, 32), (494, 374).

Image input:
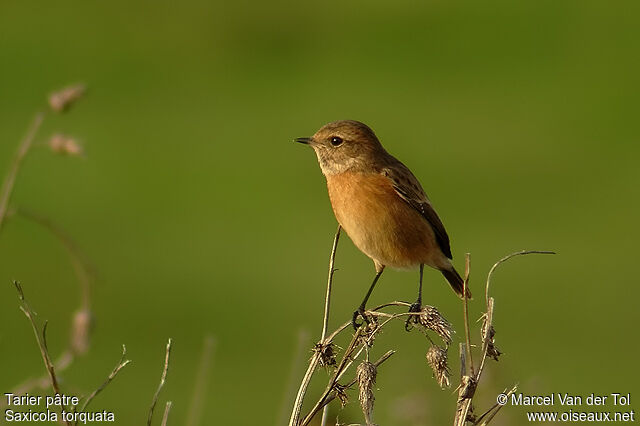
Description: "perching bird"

(297, 120), (469, 329)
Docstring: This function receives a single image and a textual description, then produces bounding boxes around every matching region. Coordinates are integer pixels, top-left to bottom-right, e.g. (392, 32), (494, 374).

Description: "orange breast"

(326, 172), (446, 270)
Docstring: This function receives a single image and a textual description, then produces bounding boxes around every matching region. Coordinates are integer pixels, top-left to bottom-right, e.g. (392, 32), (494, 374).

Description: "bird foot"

(352, 306), (370, 330)
(405, 300), (422, 331)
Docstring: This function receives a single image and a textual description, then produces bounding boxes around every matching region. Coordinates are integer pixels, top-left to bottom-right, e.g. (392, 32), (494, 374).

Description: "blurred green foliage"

(0, 1), (638, 424)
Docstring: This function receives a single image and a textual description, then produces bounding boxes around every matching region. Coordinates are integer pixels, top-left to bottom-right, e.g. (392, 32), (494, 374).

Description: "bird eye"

(330, 136), (343, 147)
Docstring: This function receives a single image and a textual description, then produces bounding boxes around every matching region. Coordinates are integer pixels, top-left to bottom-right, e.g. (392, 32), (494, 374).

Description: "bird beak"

(295, 137), (312, 145)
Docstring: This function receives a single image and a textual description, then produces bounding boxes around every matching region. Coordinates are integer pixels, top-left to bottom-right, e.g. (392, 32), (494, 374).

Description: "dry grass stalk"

(13, 280), (72, 426)
(161, 401), (173, 426)
(0, 93), (96, 412)
(454, 250), (555, 426)
(475, 384), (518, 425)
(320, 226), (341, 426)
(289, 227), (341, 426)
(76, 345), (131, 417)
(0, 112), (44, 233)
(148, 338), (173, 426)
(6, 87), (180, 426)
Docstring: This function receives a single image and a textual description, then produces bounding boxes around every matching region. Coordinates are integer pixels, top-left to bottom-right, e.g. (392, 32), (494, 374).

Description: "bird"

(296, 120), (469, 329)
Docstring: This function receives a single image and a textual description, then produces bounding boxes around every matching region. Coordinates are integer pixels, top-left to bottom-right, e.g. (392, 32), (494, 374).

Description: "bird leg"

(352, 269), (384, 330)
(405, 264), (424, 331)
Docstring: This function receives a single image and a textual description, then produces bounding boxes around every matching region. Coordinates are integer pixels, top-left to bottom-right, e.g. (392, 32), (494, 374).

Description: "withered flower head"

(314, 341), (337, 367)
(334, 383), (349, 408)
(426, 345), (450, 388)
(49, 134), (83, 157)
(356, 360), (377, 425)
(49, 83), (86, 113)
(419, 305), (453, 345)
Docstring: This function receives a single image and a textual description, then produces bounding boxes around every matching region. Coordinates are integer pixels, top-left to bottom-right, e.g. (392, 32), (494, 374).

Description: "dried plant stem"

(321, 226), (341, 340)
(301, 308), (415, 426)
(462, 253), (474, 376)
(186, 334), (216, 426)
(0, 112), (45, 233)
(4, 350), (73, 407)
(476, 298), (494, 383)
(14, 281), (71, 426)
(289, 354), (320, 426)
(485, 250), (555, 306)
(289, 301), (412, 426)
(454, 250), (554, 425)
(148, 339), (173, 426)
(161, 401), (173, 426)
(77, 345), (130, 420)
(313, 350), (395, 413)
(301, 328), (365, 426)
(288, 227), (341, 426)
(474, 384), (518, 425)
(14, 207), (93, 309)
(278, 329), (310, 426)
(320, 226), (341, 426)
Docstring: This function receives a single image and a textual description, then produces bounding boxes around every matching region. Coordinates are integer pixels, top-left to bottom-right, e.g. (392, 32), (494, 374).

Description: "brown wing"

(382, 162), (453, 259)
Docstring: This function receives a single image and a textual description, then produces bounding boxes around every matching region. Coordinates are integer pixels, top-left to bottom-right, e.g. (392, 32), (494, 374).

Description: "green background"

(1, 1), (638, 424)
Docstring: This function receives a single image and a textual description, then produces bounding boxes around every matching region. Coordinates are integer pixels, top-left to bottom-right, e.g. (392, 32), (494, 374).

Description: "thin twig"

(0, 112), (45, 233)
(148, 339), (173, 426)
(186, 335), (215, 426)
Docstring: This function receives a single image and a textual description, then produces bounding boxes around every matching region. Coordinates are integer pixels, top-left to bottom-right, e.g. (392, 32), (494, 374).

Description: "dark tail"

(441, 267), (472, 299)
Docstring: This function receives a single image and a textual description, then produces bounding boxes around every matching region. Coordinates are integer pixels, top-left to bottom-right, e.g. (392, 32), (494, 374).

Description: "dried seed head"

(334, 383), (349, 408)
(419, 305), (453, 345)
(70, 308), (93, 355)
(356, 360), (377, 425)
(481, 319), (502, 361)
(359, 316), (379, 346)
(49, 134), (83, 157)
(426, 345), (450, 388)
(49, 83), (86, 113)
(315, 342), (337, 367)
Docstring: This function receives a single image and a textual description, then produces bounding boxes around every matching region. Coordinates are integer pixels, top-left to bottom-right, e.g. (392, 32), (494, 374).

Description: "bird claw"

(405, 301), (422, 331)
(352, 307), (370, 330)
